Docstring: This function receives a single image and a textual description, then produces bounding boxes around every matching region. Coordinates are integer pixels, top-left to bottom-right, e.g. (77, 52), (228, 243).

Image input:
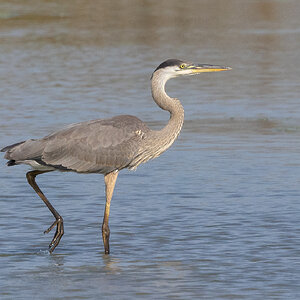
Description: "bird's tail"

(1, 141), (26, 153)
(1, 141), (26, 166)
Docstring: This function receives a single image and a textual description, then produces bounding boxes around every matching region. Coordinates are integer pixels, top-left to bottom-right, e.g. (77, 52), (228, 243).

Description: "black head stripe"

(154, 59), (184, 72)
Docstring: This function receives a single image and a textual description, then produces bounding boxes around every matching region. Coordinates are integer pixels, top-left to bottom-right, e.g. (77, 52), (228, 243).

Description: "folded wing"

(2, 115), (150, 174)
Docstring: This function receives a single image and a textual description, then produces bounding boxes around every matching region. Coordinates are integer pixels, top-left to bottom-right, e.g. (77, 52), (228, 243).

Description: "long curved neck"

(151, 70), (184, 151)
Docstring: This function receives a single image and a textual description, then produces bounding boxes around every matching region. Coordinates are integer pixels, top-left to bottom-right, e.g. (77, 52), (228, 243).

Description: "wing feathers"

(3, 115), (150, 174)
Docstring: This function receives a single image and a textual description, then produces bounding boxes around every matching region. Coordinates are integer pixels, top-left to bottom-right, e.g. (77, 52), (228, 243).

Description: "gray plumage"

(4, 115), (151, 174)
(1, 59), (231, 254)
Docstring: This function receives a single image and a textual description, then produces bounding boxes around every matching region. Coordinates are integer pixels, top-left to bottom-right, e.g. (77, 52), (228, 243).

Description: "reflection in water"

(1, 0), (300, 299)
(102, 254), (122, 275)
(48, 253), (65, 271)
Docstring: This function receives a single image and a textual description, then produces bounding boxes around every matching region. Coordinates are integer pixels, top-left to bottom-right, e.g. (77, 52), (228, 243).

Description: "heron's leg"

(26, 170), (64, 253)
(102, 171), (118, 254)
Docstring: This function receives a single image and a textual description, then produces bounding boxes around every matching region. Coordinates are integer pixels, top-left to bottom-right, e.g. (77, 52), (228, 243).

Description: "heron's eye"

(180, 64), (186, 69)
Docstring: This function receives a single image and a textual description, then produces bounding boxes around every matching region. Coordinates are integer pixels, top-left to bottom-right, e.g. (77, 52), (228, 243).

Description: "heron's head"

(152, 59), (231, 82)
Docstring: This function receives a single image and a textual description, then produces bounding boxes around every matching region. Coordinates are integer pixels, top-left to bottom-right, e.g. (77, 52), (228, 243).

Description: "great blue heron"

(1, 59), (231, 254)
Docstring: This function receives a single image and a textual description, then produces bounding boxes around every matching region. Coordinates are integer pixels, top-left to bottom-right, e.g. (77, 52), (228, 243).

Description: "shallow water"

(1, 0), (300, 299)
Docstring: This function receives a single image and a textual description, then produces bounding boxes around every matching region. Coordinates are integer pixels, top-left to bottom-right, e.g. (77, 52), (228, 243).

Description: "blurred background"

(1, 1), (300, 299)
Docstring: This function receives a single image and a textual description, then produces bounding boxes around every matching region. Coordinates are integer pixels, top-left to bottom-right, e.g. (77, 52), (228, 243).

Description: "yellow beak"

(190, 64), (232, 73)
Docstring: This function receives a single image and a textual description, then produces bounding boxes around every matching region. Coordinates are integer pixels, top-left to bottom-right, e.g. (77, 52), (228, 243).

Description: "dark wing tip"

(7, 160), (16, 166)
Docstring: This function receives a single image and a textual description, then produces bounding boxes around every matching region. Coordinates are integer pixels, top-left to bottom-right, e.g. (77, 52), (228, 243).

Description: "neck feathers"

(150, 70), (185, 155)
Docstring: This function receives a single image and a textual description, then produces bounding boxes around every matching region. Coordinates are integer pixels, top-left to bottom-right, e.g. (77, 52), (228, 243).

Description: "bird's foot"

(44, 217), (64, 253)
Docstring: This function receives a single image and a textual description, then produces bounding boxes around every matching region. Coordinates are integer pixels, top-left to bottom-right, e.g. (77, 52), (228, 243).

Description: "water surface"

(1, 1), (300, 299)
